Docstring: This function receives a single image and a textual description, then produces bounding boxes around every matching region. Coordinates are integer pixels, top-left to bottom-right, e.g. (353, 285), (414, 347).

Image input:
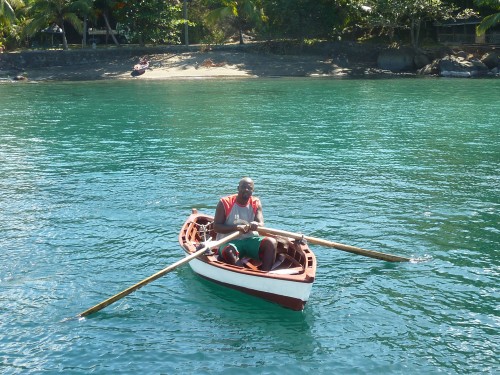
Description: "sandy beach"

(2, 48), (376, 82)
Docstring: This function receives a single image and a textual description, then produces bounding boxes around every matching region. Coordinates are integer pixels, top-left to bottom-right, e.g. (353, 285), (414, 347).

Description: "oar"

(257, 226), (411, 262)
(78, 231), (241, 318)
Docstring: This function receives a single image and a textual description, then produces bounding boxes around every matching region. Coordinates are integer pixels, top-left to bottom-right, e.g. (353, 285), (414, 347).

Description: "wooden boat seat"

(280, 253), (302, 267)
(204, 247), (304, 274)
(241, 253), (304, 272)
(271, 253), (303, 272)
(269, 267), (302, 275)
(240, 257), (262, 271)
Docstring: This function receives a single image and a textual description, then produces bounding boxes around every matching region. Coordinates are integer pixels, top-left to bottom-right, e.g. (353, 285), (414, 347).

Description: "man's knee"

(259, 237), (277, 258)
(258, 237), (277, 271)
(262, 237), (277, 250)
(219, 244), (239, 264)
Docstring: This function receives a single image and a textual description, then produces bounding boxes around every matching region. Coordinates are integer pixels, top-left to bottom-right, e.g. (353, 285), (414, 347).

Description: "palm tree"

(92, 0), (120, 46)
(24, 0), (92, 49)
(1, 0), (24, 51)
(0, 0), (24, 24)
(476, 13), (500, 37)
(207, 0), (264, 44)
(475, 0), (500, 37)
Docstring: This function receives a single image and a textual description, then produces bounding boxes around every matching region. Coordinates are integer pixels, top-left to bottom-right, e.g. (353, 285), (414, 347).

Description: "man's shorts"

(218, 236), (264, 260)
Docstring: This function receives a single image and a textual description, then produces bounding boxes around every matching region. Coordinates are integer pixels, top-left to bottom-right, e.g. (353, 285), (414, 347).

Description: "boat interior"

(190, 218), (310, 274)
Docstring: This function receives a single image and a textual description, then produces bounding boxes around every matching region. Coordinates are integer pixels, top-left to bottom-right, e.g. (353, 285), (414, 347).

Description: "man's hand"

(249, 221), (260, 231)
(237, 224), (250, 233)
(236, 221), (260, 233)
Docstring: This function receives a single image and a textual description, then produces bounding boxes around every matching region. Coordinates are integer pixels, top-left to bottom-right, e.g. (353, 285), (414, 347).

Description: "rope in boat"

(193, 222), (215, 254)
(195, 222), (213, 243)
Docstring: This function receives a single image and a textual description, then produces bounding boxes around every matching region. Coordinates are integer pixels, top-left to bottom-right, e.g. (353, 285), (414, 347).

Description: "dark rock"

(454, 50), (468, 59)
(481, 51), (499, 69)
(418, 52), (493, 78)
(377, 48), (415, 72)
(439, 55), (489, 77)
(414, 53), (431, 69)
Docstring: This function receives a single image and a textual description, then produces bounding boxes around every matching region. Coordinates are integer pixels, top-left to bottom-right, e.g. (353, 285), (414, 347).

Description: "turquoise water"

(0, 78), (498, 374)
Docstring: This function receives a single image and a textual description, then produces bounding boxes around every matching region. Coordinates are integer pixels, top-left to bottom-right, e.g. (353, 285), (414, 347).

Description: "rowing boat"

(132, 59), (149, 76)
(178, 209), (317, 310)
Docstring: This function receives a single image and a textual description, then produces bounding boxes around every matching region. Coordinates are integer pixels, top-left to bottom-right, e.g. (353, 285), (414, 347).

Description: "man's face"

(238, 180), (254, 202)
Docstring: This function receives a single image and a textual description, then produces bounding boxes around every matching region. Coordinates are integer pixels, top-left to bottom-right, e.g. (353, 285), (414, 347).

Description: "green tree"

(206, 0), (265, 44)
(92, 0), (120, 46)
(263, 0), (358, 41)
(1, 0), (24, 24)
(114, 0), (182, 45)
(364, 0), (455, 48)
(24, 0), (92, 49)
(179, 0), (205, 44)
(1, 0), (25, 49)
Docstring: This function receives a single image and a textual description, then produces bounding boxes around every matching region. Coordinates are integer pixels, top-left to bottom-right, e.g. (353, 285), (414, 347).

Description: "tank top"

(216, 194), (260, 240)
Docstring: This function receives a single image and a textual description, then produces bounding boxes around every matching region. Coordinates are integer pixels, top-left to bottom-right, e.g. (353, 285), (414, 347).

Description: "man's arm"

(249, 200), (264, 231)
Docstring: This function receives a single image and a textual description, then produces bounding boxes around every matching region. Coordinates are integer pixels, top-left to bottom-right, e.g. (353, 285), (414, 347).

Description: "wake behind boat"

(179, 209), (317, 310)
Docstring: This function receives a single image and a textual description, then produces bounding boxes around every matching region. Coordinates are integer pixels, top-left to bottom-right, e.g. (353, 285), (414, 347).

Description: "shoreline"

(1, 43), (498, 82)
(0, 46), (408, 82)
(1, 52), (371, 82)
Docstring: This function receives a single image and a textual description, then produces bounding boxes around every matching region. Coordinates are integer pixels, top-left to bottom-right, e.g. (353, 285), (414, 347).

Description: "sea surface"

(0, 77), (498, 374)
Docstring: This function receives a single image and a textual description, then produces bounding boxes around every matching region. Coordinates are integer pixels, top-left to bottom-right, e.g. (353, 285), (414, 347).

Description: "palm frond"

(23, 15), (52, 36)
(476, 12), (500, 35)
(1, 0), (17, 23)
(64, 12), (84, 33)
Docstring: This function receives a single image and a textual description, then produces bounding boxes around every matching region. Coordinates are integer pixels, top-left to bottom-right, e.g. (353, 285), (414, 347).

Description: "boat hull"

(179, 210), (316, 310)
(188, 257), (313, 310)
(132, 62), (149, 76)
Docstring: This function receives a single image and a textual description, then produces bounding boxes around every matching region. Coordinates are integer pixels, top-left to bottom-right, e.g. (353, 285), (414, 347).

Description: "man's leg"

(259, 237), (277, 271)
(219, 244), (239, 265)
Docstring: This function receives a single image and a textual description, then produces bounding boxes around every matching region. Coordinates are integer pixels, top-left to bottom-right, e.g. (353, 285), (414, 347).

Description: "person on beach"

(213, 177), (277, 271)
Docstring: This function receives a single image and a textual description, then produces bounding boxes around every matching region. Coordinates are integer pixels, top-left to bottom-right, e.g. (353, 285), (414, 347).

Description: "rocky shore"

(0, 42), (498, 82)
(376, 46), (499, 78)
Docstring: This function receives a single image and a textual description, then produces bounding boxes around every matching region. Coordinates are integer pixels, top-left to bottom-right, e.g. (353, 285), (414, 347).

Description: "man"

(214, 177), (277, 271)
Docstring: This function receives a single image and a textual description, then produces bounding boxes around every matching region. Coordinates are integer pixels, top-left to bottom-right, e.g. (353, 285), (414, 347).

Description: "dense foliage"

(114, 0), (182, 45)
(0, 0), (498, 50)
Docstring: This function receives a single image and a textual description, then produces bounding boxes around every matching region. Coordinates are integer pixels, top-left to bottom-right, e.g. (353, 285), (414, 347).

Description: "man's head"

(237, 177), (254, 203)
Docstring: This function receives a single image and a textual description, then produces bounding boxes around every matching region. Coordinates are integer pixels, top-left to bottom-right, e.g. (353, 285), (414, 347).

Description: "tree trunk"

(83, 16), (87, 47)
(103, 13), (120, 46)
(238, 20), (244, 44)
(387, 26), (394, 43)
(410, 19), (415, 47)
(61, 22), (69, 50)
(410, 18), (421, 49)
(415, 19), (421, 48)
(183, 0), (189, 46)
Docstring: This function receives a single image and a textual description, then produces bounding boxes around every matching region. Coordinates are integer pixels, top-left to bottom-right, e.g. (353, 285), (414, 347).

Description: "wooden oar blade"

(258, 226), (411, 262)
(78, 253), (197, 318)
(78, 231), (240, 318)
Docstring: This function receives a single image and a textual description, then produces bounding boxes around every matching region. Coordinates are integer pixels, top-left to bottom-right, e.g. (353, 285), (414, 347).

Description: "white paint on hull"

(188, 258), (313, 302)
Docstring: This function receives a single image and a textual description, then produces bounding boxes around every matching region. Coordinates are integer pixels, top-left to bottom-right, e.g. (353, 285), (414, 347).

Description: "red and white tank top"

(216, 194), (260, 240)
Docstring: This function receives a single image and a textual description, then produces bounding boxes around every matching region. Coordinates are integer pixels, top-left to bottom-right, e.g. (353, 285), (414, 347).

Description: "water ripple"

(1, 79), (499, 374)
